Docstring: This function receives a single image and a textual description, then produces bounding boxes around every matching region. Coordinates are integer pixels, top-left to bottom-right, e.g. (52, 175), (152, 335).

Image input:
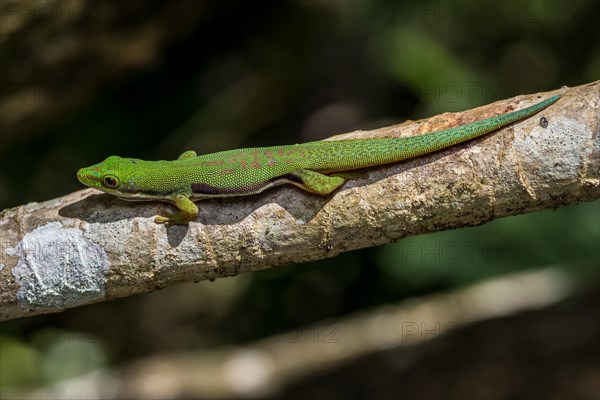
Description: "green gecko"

(77, 95), (560, 225)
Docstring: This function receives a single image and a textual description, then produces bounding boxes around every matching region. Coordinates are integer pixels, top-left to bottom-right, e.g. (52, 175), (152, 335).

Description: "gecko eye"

(103, 176), (119, 188)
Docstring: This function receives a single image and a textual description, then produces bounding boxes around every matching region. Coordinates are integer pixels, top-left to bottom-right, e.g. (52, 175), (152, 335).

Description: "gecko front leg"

(155, 194), (199, 225)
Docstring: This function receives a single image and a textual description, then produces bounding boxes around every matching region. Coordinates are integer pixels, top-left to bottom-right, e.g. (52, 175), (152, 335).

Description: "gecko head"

(77, 156), (139, 196)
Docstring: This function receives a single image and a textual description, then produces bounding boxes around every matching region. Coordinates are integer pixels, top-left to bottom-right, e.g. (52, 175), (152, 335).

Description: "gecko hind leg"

(288, 169), (348, 195)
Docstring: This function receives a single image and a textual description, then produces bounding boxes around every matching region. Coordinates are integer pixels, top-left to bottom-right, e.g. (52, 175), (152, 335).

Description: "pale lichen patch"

(11, 222), (110, 309)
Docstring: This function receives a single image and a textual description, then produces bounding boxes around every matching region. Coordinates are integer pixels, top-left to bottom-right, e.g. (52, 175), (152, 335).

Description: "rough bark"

(0, 82), (598, 322)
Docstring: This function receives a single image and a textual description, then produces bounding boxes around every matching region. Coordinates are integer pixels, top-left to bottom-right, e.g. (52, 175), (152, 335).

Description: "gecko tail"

(388, 94), (561, 160)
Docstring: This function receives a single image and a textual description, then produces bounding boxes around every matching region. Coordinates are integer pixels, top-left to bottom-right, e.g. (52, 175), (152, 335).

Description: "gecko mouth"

(77, 168), (102, 186)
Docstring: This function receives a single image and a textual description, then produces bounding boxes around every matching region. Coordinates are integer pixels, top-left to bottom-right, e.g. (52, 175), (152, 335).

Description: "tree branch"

(5, 267), (588, 399)
(1, 82), (598, 322)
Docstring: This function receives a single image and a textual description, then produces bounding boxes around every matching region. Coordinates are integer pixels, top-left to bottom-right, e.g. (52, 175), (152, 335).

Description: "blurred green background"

(1, 0), (598, 395)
